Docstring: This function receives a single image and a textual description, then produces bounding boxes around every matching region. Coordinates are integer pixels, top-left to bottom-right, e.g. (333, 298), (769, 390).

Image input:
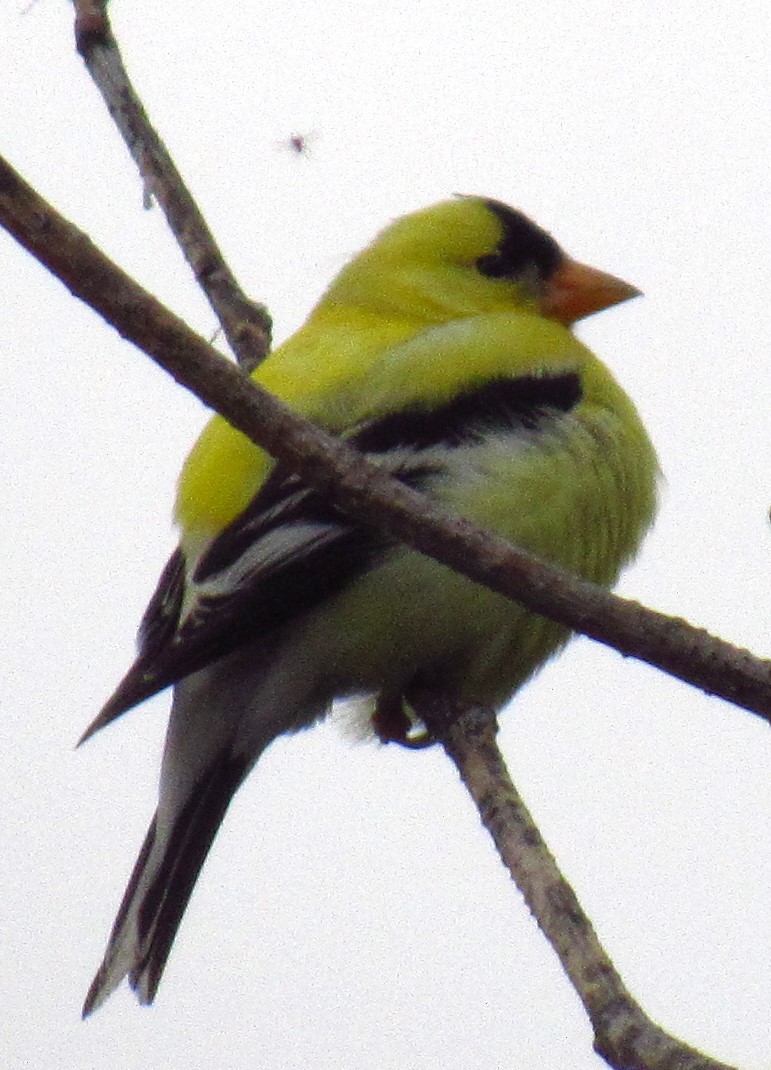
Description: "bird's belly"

(297, 412), (654, 712)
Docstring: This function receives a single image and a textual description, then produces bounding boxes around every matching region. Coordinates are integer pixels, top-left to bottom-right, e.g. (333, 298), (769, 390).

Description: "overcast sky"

(2, 1), (770, 1068)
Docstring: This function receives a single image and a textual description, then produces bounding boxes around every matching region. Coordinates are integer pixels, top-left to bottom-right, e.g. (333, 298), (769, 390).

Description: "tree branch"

(1, 154), (769, 727)
(416, 696), (739, 1070)
(72, 0), (271, 370)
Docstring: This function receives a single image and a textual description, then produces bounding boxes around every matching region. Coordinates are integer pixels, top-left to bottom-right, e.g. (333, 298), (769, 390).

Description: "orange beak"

(541, 257), (641, 325)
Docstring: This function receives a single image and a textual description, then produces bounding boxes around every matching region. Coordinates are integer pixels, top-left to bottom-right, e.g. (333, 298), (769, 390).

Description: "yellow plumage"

(82, 196), (658, 1013)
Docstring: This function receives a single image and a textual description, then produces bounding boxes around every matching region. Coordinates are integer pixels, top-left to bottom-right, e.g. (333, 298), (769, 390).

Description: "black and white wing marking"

(79, 467), (391, 742)
(81, 370), (582, 742)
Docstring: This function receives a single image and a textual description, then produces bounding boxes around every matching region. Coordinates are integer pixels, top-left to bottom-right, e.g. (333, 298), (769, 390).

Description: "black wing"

(82, 370), (581, 741)
(79, 470), (391, 742)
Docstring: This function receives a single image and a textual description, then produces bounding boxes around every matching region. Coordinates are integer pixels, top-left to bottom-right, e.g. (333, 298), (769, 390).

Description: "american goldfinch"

(81, 197), (658, 1014)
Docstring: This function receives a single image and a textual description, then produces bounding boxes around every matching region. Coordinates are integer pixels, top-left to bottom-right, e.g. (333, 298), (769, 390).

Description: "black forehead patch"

(476, 199), (563, 282)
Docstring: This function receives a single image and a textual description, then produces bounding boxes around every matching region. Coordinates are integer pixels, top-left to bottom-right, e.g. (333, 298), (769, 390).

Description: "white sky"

(2, 1), (770, 1068)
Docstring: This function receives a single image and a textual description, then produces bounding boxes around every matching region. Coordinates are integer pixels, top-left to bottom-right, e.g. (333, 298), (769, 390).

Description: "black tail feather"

(131, 751), (249, 1003)
(82, 750), (249, 1014)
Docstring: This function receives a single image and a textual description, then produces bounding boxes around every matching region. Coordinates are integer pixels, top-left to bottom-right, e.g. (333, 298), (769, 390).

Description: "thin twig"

(1, 155), (770, 726)
(71, 0), (271, 370)
(415, 695), (738, 1070)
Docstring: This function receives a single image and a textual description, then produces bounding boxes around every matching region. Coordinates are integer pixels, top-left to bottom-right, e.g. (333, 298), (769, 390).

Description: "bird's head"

(323, 196), (639, 327)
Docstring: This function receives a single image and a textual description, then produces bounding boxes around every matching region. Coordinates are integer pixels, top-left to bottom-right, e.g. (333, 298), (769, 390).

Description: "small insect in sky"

(275, 131), (318, 157)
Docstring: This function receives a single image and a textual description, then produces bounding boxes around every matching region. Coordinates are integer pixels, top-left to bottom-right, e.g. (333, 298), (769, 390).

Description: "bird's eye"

(476, 200), (563, 283)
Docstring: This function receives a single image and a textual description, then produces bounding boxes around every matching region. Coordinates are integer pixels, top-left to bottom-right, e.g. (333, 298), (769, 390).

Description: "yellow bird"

(82, 197), (658, 1014)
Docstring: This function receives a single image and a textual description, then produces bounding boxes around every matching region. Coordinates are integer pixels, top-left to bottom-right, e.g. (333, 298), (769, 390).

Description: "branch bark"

(416, 696), (739, 1070)
(72, 0), (271, 370)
